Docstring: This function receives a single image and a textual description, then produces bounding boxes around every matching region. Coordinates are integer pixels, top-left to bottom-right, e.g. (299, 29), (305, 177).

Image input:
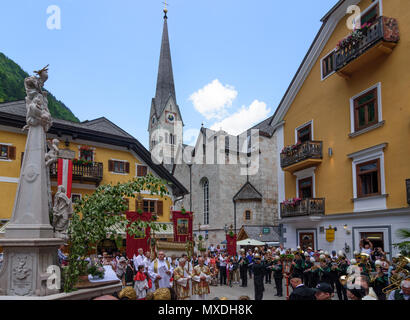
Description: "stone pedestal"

(0, 238), (62, 296)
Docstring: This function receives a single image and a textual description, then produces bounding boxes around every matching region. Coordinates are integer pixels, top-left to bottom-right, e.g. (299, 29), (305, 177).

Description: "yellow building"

(271, 0), (410, 258)
(0, 100), (188, 252)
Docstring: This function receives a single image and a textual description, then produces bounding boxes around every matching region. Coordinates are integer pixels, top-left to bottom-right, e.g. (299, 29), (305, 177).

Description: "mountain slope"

(0, 52), (79, 122)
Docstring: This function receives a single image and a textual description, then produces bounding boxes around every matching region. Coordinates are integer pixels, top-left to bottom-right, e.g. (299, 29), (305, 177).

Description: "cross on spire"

(162, 1), (169, 17)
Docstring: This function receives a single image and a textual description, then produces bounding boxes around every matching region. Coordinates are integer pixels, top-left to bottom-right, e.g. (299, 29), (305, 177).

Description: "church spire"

(154, 7), (176, 117)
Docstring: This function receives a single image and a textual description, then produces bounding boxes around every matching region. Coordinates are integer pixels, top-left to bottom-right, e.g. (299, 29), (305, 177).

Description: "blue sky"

(0, 0), (336, 147)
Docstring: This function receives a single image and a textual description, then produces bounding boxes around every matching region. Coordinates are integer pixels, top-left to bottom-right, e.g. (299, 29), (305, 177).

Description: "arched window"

(202, 178), (209, 225)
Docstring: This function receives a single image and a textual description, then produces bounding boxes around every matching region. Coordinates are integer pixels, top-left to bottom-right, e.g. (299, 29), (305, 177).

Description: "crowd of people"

(62, 237), (409, 301)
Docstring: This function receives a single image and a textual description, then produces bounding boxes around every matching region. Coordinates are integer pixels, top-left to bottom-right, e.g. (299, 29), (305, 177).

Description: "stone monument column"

(0, 65), (63, 296)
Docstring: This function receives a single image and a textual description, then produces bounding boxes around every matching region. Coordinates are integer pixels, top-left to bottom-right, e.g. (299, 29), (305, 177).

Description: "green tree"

(62, 173), (169, 292)
(393, 228), (410, 257)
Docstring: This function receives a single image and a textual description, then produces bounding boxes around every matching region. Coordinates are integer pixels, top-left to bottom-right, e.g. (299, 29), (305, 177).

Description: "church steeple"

(153, 10), (176, 117)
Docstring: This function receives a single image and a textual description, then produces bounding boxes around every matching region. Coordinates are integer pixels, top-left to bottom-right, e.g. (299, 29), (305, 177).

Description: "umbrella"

(236, 238), (265, 246)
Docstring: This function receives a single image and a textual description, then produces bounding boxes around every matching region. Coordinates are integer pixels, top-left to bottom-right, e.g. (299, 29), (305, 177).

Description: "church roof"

(153, 15), (177, 118)
(233, 181), (263, 201)
(239, 225), (280, 243)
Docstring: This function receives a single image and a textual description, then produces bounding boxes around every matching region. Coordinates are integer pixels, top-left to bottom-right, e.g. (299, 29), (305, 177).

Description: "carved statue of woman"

(23, 65), (52, 132)
(52, 185), (73, 241)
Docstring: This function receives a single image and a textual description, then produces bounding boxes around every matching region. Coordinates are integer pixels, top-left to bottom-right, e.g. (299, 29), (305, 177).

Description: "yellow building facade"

(272, 0), (410, 257)
(0, 101), (188, 252)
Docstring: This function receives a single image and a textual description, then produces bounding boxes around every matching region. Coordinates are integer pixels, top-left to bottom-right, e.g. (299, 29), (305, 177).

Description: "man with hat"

(312, 282), (334, 300)
(252, 253), (266, 300)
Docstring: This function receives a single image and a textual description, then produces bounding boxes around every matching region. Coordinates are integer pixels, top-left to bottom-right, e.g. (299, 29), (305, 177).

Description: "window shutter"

(142, 166), (147, 176)
(108, 160), (114, 172)
(157, 200), (163, 216)
(8, 146), (16, 160)
(125, 162), (130, 173)
(137, 165), (141, 177)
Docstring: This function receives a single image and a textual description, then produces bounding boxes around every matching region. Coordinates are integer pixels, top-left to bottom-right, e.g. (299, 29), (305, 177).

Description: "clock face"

(166, 111), (176, 124)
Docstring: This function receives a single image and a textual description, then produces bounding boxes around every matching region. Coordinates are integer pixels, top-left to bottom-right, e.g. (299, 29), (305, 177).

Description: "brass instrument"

(382, 256), (410, 295)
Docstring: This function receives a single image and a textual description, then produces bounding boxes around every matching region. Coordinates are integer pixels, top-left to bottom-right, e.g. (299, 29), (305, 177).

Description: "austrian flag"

(57, 158), (73, 199)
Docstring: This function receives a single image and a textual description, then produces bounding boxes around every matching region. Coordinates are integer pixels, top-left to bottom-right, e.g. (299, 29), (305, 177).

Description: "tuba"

(382, 256), (410, 295)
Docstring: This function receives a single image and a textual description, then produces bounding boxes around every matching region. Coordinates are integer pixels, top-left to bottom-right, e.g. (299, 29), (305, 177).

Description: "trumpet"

(382, 256), (410, 295)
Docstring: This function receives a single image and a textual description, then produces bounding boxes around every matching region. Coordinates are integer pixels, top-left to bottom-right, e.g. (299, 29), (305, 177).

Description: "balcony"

(50, 161), (103, 185)
(335, 16), (399, 79)
(280, 198), (325, 218)
(280, 141), (322, 173)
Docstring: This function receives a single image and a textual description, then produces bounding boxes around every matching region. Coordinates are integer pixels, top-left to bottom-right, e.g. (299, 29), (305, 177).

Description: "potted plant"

(87, 263), (105, 280)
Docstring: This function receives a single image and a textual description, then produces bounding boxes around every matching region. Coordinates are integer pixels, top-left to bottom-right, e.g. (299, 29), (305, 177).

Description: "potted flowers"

(87, 263), (105, 280)
(336, 22), (373, 50)
(281, 198), (302, 208)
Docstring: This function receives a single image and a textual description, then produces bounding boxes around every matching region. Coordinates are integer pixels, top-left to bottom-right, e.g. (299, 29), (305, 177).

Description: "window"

(244, 210), (252, 221)
(297, 124), (312, 143)
(321, 51), (335, 79)
(72, 194), (82, 203)
(354, 88), (379, 132)
(170, 134), (175, 145)
(203, 179), (209, 225)
(79, 146), (93, 161)
(356, 159), (381, 198)
(108, 160), (130, 174)
(0, 144), (16, 160)
(298, 177), (313, 199)
(141, 200), (163, 216)
(137, 165), (147, 177)
(360, 2), (380, 25)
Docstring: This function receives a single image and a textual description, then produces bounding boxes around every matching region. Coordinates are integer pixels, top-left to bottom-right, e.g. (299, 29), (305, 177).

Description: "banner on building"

(126, 211), (152, 259)
(172, 210), (193, 243)
(57, 158), (72, 198)
(226, 233), (237, 256)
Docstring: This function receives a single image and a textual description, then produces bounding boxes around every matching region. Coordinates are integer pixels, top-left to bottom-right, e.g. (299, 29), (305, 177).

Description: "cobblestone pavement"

(208, 278), (288, 300)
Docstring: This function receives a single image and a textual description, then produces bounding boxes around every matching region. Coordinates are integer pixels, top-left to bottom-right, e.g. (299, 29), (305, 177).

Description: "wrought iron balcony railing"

(280, 141), (323, 169)
(335, 16), (399, 72)
(280, 198), (325, 218)
(50, 161), (103, 185)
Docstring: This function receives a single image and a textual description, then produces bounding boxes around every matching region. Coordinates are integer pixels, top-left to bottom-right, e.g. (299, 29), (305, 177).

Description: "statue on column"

(45, 139), (59, 167)
(23, 64), (52, 132)
(52, 185), (73, 242)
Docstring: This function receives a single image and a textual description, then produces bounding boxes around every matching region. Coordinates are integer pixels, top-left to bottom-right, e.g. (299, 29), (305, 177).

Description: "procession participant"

(191, 257), (212, 300)
(265, 253), (273, 284)
(291, 252), (305, 280)
(173, 258), (191, 300)
(303, 253), (314, 287)
(232, 256), (240, 284)
(309, 257), (319, 288)
(273, 256), (283, 297)
(133, 248), (145, 269)
(329, 256), (340, 292)
(306, 247), (314, 257)
(170, 254), (178, 269)
(336, 255), (348, 300)
(148, 251), (173, 291)
(143, 251), (151, 274)
(116, 257), (127, 285)
(134, 265), (149, 300)
(252, 254), (266, 300)
(226, 258), (233, 287)
(278, 243), (286, 255)
(388, 278), (410, 300)
(238, 250), (249, 287)
(372, 262), (389, 300)
(289, 275), (314, 300)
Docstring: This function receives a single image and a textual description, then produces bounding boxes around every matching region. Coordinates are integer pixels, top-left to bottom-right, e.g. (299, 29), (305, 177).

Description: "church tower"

(148, 7), (183, 165)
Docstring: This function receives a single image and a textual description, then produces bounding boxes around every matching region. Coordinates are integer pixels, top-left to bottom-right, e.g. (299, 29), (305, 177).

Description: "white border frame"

(294, 167), (316, 199)
(294, 120), (314, 144)
(320, 48), (337, 81)
(349, 83), (383, 134)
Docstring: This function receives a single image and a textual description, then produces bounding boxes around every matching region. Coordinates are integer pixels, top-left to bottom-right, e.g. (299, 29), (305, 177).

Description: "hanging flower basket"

(281, 198), (302, 208)
(336, 23), (373, 50)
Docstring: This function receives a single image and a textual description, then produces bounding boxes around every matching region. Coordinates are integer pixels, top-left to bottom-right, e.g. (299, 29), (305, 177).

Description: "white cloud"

(189, 79), (237, 120)
(183, 128), (200, 146)
(210, 100), (271, 136)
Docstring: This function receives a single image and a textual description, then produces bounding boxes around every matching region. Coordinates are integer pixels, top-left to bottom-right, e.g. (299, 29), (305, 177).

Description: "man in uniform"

(252, 254), (266, 300)
(388, 278), (410, 300)
(272, 256), (283, 296)
(238, 249), (248, 287)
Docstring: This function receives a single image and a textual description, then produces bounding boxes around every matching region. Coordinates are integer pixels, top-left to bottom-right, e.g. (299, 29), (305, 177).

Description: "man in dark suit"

(252, 254), (266, 300)
(289, 275), (315, 300)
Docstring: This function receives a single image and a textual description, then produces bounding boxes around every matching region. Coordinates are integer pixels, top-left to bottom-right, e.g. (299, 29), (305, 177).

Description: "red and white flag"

(57, 158), (73, 199)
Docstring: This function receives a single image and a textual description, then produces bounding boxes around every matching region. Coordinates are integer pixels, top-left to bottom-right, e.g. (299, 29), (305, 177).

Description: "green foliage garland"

(62, 173), (169, 292)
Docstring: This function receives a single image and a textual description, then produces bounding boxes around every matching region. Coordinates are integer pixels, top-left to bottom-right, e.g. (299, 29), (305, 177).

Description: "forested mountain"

(0, 52), (79, 122)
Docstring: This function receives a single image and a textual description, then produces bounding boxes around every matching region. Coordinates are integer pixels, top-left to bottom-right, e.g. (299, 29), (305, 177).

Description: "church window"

(202, 179), (209, 225)
(244, 210), (252, 221)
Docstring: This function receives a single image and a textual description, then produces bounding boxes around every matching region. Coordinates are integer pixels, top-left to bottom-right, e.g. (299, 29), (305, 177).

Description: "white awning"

(237, 238), (265, 246)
